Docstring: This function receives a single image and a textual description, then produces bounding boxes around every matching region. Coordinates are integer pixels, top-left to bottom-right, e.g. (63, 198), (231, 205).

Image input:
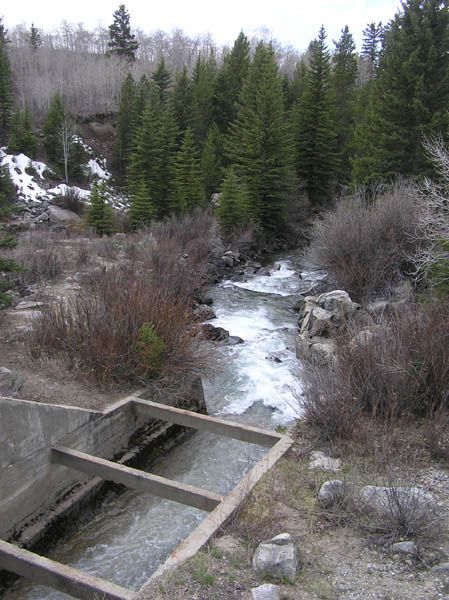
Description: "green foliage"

(0, 257), (22, 272)
(0, 29), (12, 135)
(171, 67), (194, 138)
(129, 179), (155, 228)
(427, 257), (449, 298)
(152, 57), (172, 105)
(86, 182), (115, 236)
(173, 128), (204, 214)
(200, 125), (222, 200)
(108, 4), (139, 61)
(191, 54), (216, 147)
(285, 60), (307, 109)
(0, 233), (17, 248)
(9, 108), (38, 158)
(294, 26), (338, 204)
(0, 292), (12, 309)
(28, 24), (42, 50)
(227, 42), (295, 232)
(134, 323), (166, 379)
(353, 1), (449, 185)
(362, 21), (384, 78)
(0, 164), (15, 219)
(115, 72), (137, 172)
(332, 26), (358, 187)
(43, 93), (65, 163)
(216, 168), (249, 236)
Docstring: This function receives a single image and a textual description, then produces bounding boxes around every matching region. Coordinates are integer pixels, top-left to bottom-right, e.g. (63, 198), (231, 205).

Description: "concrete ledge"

(133, 398), (283, 448)
(52, 447), (223, 513)
(0, 540), (134, 600)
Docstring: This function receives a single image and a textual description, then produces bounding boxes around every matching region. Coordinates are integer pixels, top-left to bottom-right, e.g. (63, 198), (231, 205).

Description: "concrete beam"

(133, 399), (283, 448)
(51, 447), (223, 513)
(0, 539), (133, 600)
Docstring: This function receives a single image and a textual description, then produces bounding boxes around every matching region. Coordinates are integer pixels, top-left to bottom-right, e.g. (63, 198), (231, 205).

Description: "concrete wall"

(0, 396), (143, 541)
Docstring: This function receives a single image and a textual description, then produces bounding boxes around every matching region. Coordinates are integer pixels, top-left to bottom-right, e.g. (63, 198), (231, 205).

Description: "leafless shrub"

(305, 182), (422, 301)
(53, 188), (87, 216)
(300, 301), (449, 441)
(424, 410), (449, 463)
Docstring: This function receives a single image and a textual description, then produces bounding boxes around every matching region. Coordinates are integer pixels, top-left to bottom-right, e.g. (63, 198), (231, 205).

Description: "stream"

(6, 254), (319, 599)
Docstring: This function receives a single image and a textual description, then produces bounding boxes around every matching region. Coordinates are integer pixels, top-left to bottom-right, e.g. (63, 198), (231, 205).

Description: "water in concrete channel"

(6, 255), (314, 599)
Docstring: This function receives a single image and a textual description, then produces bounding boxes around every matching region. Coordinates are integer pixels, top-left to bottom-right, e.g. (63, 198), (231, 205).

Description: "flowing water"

(6, 255), (319, 599)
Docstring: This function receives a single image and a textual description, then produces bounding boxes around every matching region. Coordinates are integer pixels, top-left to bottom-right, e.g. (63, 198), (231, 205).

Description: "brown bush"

(305, 183), (422, 301)
(300, 301), (449, 441)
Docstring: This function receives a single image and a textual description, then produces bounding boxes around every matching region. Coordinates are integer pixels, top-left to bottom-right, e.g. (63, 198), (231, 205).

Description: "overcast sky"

(2, 0), (400, 51)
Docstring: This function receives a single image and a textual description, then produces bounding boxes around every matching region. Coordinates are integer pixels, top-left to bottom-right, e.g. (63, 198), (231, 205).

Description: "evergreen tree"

(0, 21), (12, 137)
(201, 125), (222, 200)
(129, 179), (155, 228)
(216, 168), (249, 236)
(115, 72), (137, 172)
(171, 67), (194, 139)
(362, 22), (384, 79)
(8, 108), (37, 158)
(332, 26), (358, 186)
(152, 57), (172, 106)
(0, 163), (14, 217)
(214, 31), (250, 133)
(294, 27), (338, 204)
(108, 4), (139, 61)
(156, 107), (178, 217)
(227, 42), (295, 232)
(28, 24), (42, 50)
(285, 60), (308, 109)
(86, 182), (115, 236)
(191, 54), (216, 147)
(43, 93), (66, 162)
(353, 1), (449, 185)
(173, 129), (204, 214)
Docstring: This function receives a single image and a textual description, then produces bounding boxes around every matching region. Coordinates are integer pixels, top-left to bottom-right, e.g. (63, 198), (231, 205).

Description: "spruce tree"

(28, 24), (42, 50)
(0, 163), (14, 217)
(152, 57), (172, 106)
(86, 182), (115, 236)
(8, 108), (37, 158)
(173, 129), (204, 214)
(362, 22), (384, 79)
(216, 168), (249, 236)
(227, 42), (295, 232)
(43, 93), (66, 162)
(285, 60), (308, 109)
(115, 72), (136, 172)
(353, 1), (449, 185)
(0, 22), (12, 137)
(214, 31), (250, 133)
(157, 107), (178, 217)
(191, 54), (216, 148)
(171, 67), (194, 139)
(201, 125), (222, 200)
(294, 27), (338, 204)
(108, 4), (139, 61)
(129, 179), (155, 228)
(332, 26), (358, 186)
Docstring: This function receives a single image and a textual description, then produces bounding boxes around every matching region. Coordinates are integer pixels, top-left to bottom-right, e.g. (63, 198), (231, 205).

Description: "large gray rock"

(295, 333), (336, 365)
(252, 533), (298, 582)
(357, 486), (436, 518)
(318, 480), (345, 508)
(309, 451), (342, 473)
(300, 290), (360, 337)
(193, 305), (216, 322)
(391, 541), (417, 556)
(48, 205), (81, 223)
(251, 583), (281, 600)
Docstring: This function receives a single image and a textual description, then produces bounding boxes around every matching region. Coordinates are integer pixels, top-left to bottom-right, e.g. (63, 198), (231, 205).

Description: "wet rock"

(227, 335), (244, 346)
(259, 267), (271, 276)
(318, 480), (345, 508)
(220, 255), (235, 268)
(224, 250), (240, 263)
(309, 451), (342, 473)
(193, 305), (216, 322)
(195, 293), (213, 306)
(252, 533), (298, 582)
(391, 541), (417, 556)
(251, 583), (281, 600)
(245, 260), (262, 270)
(201, 324), (230, 341)
(266, 355), (282, 363)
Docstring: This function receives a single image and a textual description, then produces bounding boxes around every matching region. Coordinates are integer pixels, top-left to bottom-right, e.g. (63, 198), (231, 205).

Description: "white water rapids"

(5, 256), (318, 599)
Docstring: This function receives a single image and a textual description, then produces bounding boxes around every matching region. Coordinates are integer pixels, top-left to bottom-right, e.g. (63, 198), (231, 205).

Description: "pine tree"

(152, 57), (172, 106)
(108, 4), (139, 61)
(28, 24), (42, 50)
(173, 129), (204, 214)
(156, 108), (178, 217)
(191, 54), (216, 148)
(332, 26), (358, 186)
(43, 93), (66, 162)
(362, 22), (384, 79)
(115, 72), (136, 172)
(285, 60), (308, 109)
(8, 108), (37, 158)
(294, 27), (338, 204)
(201, 125), (222, 200)
(0, 21), (12, 137)
(216, 168), (249, 236)
(214, 31), (250, 133)
(171, 67), (194, 139)
(0, 163), (14, 217)
(227, 42), (295, 232)
(353, 1), (449, 185)
(129, 179), (155, 228)
(86, 182), (115, 236)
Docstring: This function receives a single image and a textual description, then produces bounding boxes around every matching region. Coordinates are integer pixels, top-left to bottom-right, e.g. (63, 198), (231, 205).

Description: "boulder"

(318, 480), (345, 508)
(432, 562), (449, 575)
(227, 335), (244, 346)
(252, 533), (298, 582)
(201, 324), (230, 341)
(48, 205), (81, 223)
(193, 305), (216, 322)
(391, 541), (417, 556)
(251, 584), (281, 600)
(220, 255), (234, 268)
(295, 334), (336, 366)
(357, 486), (436, 518)
(309, 451), (342, 473)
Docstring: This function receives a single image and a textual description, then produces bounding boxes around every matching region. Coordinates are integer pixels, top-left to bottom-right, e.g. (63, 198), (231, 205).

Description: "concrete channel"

(0, 392), (293, 599)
